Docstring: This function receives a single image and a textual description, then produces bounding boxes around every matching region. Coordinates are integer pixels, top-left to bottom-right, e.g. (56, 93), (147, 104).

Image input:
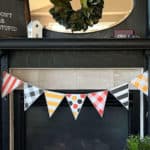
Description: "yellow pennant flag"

(44, 91), (65, 117)
(131, 71), (148, 95)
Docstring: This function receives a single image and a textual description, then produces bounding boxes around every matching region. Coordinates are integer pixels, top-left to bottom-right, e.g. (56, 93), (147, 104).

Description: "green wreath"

(50, 0), (104, 32)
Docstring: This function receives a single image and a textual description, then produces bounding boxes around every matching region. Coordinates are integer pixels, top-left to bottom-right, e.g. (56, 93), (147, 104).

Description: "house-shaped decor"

(27, 20), (43, 38)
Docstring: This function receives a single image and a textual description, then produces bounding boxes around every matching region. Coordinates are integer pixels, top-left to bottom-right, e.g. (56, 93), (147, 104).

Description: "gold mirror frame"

(29, 0), (134, 33)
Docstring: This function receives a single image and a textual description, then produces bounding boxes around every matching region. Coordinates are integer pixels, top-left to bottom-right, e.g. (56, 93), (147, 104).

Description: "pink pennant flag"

(2, 71), (23, 98)
(66, 94), (86, 120)
(88, 91), (108, 117)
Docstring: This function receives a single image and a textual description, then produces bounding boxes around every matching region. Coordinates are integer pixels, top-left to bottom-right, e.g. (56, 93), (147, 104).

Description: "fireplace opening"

(14, 90), (140, 150)
(10, 68), (142, 150)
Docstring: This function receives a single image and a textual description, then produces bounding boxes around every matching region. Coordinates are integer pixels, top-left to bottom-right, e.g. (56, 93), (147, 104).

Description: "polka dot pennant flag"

(44, 91), (65, 117)
(2, 71), (23, 98)
(66, 94), (86, 120)
(88, 91), (108, 117)
(131, 71), (148, 95)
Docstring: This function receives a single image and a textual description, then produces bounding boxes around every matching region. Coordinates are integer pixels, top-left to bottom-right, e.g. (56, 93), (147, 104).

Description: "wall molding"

(0, 39), (150, 50)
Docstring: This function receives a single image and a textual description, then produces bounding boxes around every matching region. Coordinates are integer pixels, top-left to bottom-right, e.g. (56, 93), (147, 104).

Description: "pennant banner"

(66, 94), (86, 120)
(24, 83), (44, 111)
(110, 83), (129, 110)
(2, 71), (23, 98)
(88, 91), (108, 117)
(131, 71), (148, 95)
(1, 71), (149, 117)
(44, 91), (65, 117)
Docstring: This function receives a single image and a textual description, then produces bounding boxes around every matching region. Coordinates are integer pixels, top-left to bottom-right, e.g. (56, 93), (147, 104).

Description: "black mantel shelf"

(0, 39), (150, 50)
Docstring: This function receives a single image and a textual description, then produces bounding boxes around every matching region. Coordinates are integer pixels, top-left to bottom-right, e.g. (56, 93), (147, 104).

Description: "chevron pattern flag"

(44, 91), (65, 117)
(131, 71), (148, 95)
(2, 71), (23, 98)
(88, 91), (108, 117)
(24, 83), (44, 111)
(66, 94), (86, 120)
(110, 83), (129, 110)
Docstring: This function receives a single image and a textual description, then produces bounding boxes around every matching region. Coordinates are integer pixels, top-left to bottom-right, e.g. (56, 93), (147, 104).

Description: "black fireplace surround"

(0, 39), (150, 150)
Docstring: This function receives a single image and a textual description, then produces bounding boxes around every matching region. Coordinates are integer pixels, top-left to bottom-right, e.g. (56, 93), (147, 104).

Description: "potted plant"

(139, 136), (150, 150)
(127, 135), (140, 150)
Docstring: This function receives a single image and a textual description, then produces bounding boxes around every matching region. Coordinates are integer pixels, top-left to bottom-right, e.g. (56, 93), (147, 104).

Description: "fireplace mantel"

(0, 39), (150, 51)
(1, 38), (150, 150)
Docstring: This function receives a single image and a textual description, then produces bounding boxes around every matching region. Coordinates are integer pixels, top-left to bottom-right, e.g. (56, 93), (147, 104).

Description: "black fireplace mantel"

(1, 38), (150, 150)
(0, 39), (150, 51)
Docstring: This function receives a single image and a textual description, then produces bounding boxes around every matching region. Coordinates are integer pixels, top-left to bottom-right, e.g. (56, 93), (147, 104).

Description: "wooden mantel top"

(0, 39), (150, 50)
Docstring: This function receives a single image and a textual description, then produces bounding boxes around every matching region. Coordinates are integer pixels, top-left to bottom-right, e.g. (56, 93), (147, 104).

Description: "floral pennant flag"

(66, 94), (86, 120)
(88, 91), (108, 117)
(44, 91), (65, 117)
(24, 83), (44, 111)
(131, 71), (148, 95)
(110, 83), (129, 110)
(2, 71), (23, 98)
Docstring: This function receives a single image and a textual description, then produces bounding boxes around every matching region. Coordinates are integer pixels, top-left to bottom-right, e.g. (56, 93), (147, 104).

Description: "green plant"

(50, 0), (104, 32)
(139, 136), (150, 150)
(127, 136), (150, 150)
(127, 135), (140, 150)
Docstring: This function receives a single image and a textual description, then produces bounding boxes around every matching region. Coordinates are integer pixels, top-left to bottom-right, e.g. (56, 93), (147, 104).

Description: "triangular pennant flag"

(88, 91), (108, 117)
(44, 91), (65, 117)
(131, 71), (148, 95)
(24, 83), (44, 111)
(2, 71), (23, 98)
(110, 83), (129, 110)
(66, 94), (86, 120)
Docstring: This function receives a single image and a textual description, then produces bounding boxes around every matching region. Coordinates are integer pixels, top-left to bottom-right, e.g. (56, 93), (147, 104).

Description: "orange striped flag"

(2, 71), (23, 98)
(44, 91), (65, 117)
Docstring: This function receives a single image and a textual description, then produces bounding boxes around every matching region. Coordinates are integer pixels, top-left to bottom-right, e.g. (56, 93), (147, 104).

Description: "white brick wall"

(10, 68), (143, 89)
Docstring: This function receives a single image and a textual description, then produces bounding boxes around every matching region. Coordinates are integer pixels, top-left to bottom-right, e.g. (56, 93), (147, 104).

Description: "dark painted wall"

(8, 50), (145, 68)
(0, 55), (9, 150)
(148, 0), (150, 35)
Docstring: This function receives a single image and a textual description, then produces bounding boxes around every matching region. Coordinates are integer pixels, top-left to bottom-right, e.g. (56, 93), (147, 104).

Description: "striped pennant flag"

(44, 91), (65, 117)
(66, 94), (86, 120)
(110, 83), (129, 110)
(2, 71), (23, 98)
(88, 91), (108, 117)
(131, 71), (148, 95)
(24, 83), (44, 111)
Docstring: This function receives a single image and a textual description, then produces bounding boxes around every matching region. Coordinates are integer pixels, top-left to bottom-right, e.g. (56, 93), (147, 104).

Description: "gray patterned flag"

(110, 83), (129, 110)
(24, 83), (43, 111)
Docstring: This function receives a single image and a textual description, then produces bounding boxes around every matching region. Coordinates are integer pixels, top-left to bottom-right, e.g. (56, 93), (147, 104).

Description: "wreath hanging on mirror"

(50, 0), (104, 32)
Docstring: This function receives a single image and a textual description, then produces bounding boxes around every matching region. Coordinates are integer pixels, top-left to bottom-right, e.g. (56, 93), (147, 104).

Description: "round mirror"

(29, 0), (134, 33)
